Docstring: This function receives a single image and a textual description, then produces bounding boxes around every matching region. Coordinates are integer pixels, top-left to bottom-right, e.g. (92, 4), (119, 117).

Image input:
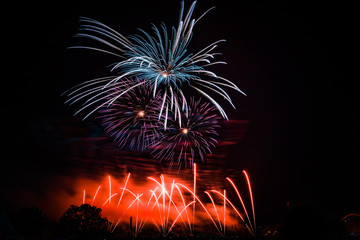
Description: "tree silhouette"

(59, 204), (111, 240)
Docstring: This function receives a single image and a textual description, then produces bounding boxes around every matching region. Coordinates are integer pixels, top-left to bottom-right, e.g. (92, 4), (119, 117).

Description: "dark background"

(3, 0), (358, 226)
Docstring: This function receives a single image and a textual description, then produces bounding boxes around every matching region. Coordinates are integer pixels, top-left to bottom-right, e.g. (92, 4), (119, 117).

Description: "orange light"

(162, 72), (168, 77)
(182, 128), (189, 134)
(138, 110), (145, 117)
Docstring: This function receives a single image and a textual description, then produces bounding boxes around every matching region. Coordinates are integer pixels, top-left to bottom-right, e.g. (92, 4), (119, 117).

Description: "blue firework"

(63, 0), (245, 127)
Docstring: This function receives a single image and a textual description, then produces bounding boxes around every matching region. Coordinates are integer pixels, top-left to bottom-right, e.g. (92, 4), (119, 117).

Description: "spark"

(137, 110), (145, 117)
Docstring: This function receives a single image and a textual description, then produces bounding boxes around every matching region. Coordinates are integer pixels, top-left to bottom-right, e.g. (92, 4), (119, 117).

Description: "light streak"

(226, 177), (254, 232)
(204, 191), (223, 232)
(223, 189), (226, 235)
(83, 189), (86, 205)
(174, 184), (192, 232)
(77, 167), (256, 235)
(108, 175), (112, 206)
(210, 189), (252, 234)
(112, 193), (144, 232)
(91, 185), (101, 205)
(117, 173), (131, 208)
(193, 163), (196, 230)
(167, 201), (195, 236)
(176, 183), (221, 233)
(102, 193), (118, 207)
(243, 170), (256, 231)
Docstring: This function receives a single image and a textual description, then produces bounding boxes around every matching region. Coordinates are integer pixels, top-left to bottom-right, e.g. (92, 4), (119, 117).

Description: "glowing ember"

(182, 128), (189, 134)
(137, 110), (145, 117)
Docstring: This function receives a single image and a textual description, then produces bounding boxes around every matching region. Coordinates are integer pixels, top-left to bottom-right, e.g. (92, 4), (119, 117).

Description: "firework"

(78, 166), (256, 236)
(96, 78), (163, 150)
(150, 97), (221, 169)
(211, 171), (256, 234)
(64, 0), (245, 124)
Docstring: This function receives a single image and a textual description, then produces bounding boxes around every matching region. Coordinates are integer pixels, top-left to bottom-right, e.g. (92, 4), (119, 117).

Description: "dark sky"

(3, 0), (358, 226)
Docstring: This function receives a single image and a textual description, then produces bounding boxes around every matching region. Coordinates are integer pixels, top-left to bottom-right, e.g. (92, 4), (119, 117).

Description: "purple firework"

(97, 78), (163, 151)
(150, 97), (221, 169)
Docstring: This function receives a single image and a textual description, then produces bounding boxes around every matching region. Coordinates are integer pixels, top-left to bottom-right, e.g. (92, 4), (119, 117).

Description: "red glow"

(61, 167), (256, 236)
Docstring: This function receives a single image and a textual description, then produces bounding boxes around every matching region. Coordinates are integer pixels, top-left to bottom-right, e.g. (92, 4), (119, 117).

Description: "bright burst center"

(182, 128), (189, 134)
(162, 72), (168, 78)
(137, 110), (145, 117)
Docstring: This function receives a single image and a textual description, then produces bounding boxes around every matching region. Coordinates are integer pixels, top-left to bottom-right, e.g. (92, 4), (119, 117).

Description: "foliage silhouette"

(59, 204), (112, 240)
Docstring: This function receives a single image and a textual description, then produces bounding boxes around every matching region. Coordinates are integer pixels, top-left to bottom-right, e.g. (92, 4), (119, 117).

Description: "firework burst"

(151, 97), (221, 169)
(97, 78), (163, 151)
(64, 0), (245, 126)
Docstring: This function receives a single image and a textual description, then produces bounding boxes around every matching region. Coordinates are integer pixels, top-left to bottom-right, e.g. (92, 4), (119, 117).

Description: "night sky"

(2, 0), (358, 227)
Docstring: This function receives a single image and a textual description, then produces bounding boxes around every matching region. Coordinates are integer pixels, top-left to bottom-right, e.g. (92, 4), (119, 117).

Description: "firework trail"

(150, 97), (221, 169)
(63, 0), (245, 126)
(79, 168), (256, 236)
(96, 78), (163, 150)
(211, 171), (256, 235)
